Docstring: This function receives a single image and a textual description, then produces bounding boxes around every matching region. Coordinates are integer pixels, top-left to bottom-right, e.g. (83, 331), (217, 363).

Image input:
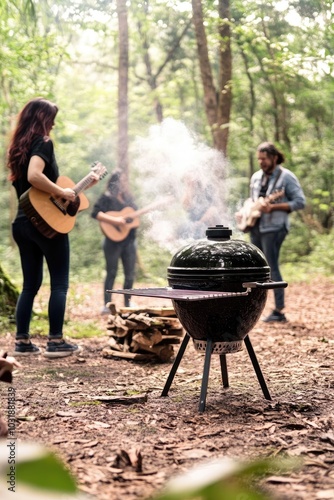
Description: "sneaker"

(43, 340), (82, 359)
(101, 306), (110, 315)
(263, 310), (287, 323)
(14, 341), (41, 356)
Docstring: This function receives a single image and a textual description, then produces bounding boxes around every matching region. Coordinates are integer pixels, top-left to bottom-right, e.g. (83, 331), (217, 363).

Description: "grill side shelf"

(108, 287), (252, 301)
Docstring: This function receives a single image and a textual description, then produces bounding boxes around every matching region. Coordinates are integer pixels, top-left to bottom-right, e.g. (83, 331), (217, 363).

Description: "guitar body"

(98, 196), (172, 242)
(100, 207), (140, 242)
(20, 176), (89, 238)
(236, 198), (263, 233)
(236, 190), (285, 233)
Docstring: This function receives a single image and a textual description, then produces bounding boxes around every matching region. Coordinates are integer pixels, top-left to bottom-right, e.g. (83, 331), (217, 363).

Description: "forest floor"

(1, 278), (334, 500)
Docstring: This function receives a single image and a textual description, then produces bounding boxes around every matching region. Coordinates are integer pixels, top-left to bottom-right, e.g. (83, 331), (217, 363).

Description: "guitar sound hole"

(50, 196), (67, 215)
(66, 198), (80, 217)
(125, 217), (133, 223)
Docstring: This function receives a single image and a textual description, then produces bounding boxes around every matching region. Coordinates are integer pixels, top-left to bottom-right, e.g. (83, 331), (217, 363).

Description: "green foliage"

(301, 231), (334, 275)
(280, 215), (313, 263)
(152, 455), (300, 500)
(229, 0), (334, 202)
(136, 235), (172, 285)
(15, 452), (77, 493)
(0, 264), (18, 315)
(0, 442), (81, 498)
(0, 439), (299, 500)
(280, 228), (334, 282)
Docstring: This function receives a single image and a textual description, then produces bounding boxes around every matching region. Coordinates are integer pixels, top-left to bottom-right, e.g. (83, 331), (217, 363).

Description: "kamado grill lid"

(168, 225), (270, 279)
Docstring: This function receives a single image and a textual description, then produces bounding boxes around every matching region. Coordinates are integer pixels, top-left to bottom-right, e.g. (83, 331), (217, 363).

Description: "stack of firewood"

(102, 303), (184, 363)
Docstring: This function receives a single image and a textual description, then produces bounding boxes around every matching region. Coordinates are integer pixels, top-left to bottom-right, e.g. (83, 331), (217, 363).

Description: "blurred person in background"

(237, 142), (306, 323)
(91, 170), (138, 313)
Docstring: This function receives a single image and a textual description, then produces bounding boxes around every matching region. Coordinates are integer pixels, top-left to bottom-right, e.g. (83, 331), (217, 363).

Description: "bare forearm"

(96, 211), (125, 226)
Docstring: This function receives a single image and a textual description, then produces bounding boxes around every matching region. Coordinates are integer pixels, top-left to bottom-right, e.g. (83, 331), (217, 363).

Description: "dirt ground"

(1, 278), (334, 500)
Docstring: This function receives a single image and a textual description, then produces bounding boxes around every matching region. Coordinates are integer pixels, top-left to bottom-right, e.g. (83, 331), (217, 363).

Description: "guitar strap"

(267, 166), (283, 195)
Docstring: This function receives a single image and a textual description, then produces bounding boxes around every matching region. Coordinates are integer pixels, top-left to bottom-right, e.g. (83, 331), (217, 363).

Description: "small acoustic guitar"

(19, 161), (107, 238)
(236, 189), (285, 233)
(99, 198), (170, 242)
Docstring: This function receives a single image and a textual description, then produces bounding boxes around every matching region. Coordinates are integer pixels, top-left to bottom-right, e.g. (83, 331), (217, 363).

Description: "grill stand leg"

(220, 354), (229, 388)
(161, 333), (190, 397)
(161, 333), (271, 411)
(199, 338), (213, 413)
(244, 335), (272, 401)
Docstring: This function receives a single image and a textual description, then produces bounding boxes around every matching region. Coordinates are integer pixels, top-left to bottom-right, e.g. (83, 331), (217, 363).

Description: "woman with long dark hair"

(7, 97), (97, 357)
(91, 169), (137, 312)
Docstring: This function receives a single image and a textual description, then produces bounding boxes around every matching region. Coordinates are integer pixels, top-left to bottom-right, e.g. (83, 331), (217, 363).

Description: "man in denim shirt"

(249, 142), (306, 322)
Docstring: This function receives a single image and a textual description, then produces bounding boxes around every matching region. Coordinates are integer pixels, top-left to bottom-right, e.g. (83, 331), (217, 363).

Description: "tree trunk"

(137, 6), (192, 124)
(237, 42), (256, 178)
(0, 264), (18, 317)
(217, 0), (232, 155)
(116, 0), (129, 177)
(191, 0), (232, 155)
(192, 0), (218, 130)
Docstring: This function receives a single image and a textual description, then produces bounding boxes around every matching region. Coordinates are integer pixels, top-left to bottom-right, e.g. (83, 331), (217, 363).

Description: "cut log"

(123, 318), (140, 329)
(125, 316), (150, 330)
(104, 305), (182, 363)
(108, 338), (123, 351)
(164, 328), (184, 337)
(154, 317), (183, 329)
(143, 307), (176, 317)
(159, 335), (185, 344)
(114, 316), (128, 328)
(132, 330), (163, 347)
(128, 313), (164, 327)
(131, 341), (174, 362)
(123, 336), (131, 352)
(102, 347), (155, 361)
(112, 327), (129, 338)
(106, 302), (117, 315)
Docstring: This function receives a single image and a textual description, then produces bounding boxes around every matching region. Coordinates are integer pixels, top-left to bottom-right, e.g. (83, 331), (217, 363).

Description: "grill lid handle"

(243, 281), (288, 289)
(206, 225), (232, 240)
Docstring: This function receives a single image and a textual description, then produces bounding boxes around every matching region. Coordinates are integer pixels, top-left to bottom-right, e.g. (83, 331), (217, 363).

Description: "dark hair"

(7, 97), (58, 181)
(257, 142), (285, 165)
(106, 169), (122, 196)
(106, 169), (134, 204)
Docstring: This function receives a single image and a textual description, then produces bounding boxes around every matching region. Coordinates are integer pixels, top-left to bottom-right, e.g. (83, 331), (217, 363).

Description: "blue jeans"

(12, 218), (70, 340)
(103, 237), (136, 306)
(250, 225), (287, 310)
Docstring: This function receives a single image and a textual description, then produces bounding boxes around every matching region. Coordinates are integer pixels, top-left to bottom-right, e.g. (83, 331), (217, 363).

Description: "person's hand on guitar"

(106, 215), (127, 228)
(61, 187), (77, 201)
(97, 211), (127, 229)
(259, 199), (274, 214)
(84, 162), (106, 190)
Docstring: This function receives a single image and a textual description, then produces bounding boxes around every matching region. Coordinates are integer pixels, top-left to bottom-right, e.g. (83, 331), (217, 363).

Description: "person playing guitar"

(7, 97), (100, 358)
(91, 169), (138, 312)
(235, 142), (306, 323)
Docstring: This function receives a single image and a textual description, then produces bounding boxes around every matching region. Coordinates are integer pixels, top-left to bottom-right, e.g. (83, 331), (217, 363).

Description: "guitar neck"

(73, 174), (93, 196)
(131, 206), (154, 218)
(131, 196), (172, 218)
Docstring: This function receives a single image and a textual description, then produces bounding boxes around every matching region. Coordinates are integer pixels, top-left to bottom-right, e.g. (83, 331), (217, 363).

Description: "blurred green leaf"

(16, 452), (77, 493)
(152, 456), (300, 500)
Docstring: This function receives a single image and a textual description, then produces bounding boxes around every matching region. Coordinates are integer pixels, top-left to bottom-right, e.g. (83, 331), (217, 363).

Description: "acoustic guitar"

(236, 189), (285, 233)
(99, 198), (170, 242)
(19, 161), (107, 238)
